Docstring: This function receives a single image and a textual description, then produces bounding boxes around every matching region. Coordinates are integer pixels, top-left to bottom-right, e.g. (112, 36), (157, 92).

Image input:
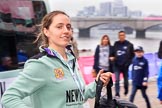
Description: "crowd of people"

(0, 10), (162, 108)
(92, 30), (162, 108)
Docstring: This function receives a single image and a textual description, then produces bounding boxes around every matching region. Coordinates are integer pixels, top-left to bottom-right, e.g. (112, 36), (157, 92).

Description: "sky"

(48, 0), (162, 17)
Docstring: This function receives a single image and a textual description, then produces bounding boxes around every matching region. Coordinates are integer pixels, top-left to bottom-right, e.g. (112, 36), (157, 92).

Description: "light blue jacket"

(1, 47), (96, 108)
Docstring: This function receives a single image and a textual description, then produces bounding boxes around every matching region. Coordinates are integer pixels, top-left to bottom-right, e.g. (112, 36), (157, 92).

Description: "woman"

(92, 34), (114, 76)
(1, 11), (112, 108)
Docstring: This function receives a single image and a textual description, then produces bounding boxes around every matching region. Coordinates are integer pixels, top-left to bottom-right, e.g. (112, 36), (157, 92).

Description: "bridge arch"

(78, 22), (135, 38)
(71, 17), (162, 38)
(145, 23), (162, 30)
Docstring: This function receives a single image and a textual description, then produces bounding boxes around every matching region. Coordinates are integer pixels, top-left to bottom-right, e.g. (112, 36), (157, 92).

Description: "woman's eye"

(67, 26), (71, 30)
(57, 26), (63, 29)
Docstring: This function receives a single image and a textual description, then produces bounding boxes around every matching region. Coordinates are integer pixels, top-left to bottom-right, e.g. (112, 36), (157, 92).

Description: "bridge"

(71, 17), (162, 38)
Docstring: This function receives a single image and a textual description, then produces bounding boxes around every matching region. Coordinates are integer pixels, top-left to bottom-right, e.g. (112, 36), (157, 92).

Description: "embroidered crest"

(54, 68), (64, 79)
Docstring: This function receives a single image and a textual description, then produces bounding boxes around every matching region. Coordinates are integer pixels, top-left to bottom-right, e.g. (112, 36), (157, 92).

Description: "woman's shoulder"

(24, 58), (46, 69)
(22, 57), (50, 78)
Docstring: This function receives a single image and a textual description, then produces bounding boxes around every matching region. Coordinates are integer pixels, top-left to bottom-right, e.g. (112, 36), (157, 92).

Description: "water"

(73, 30), (162, 54)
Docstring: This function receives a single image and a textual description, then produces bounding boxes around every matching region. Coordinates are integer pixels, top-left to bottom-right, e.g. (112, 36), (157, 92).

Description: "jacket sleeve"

(112, 42), (117, 57)
(75, 63), (97, 101)
(157, 62), (162, 101)
(130, 43), (135, 60)
(125, 42), (134, 67)
(1, 60), (48, 108)
(131, 58), (135, 79)
(84, 81), (96, 101)
(93, 45), (99, 70)
(143, 59), (149, 82)
(158, 40), (162, 59)
(109, 46), (115, 73)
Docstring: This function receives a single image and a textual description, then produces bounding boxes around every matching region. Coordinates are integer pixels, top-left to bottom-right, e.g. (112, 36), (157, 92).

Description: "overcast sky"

(48, 0), (162, 17)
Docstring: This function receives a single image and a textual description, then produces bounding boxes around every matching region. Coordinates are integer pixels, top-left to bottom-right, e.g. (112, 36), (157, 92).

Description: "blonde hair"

(100, 34), (111, 45)
(34, 10), (69, 47)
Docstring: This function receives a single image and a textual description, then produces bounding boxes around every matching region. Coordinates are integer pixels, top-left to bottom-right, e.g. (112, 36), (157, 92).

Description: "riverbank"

(75, 31), (162, 55)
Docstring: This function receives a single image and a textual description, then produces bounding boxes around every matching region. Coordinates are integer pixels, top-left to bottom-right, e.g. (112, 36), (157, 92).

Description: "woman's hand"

(96, 69), (112, 86)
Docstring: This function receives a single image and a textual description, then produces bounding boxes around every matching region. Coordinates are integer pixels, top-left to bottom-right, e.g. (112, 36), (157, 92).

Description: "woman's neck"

(49, 45), (67, 61)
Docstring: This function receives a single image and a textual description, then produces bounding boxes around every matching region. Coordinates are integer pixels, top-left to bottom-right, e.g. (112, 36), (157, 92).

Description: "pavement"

(86, 78), (162, 108)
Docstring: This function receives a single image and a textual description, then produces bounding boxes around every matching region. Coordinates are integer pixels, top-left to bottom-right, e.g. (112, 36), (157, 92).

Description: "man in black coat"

(113, 31), (134, 97)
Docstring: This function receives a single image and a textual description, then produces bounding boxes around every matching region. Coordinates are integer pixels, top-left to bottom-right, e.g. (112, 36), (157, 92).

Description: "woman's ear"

(43, 28), (50, 38)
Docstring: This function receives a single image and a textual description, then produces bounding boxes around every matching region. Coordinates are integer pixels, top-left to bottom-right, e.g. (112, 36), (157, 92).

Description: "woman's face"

(102, 36), (109, 45)
(44, 14), (72, 48)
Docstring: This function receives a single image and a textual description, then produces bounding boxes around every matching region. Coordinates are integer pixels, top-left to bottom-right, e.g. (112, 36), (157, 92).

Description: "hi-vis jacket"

(1, 47), (96, 108)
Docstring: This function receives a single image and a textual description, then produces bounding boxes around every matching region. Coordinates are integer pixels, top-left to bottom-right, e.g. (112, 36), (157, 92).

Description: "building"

(99, 2), (112, 16)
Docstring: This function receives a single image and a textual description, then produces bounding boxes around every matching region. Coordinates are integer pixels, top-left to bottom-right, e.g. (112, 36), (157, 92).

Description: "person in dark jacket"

(113, 31), (134, 97)
(92, 34), (114, 76)
(158, 40), (162, 59)
(129, 46), (151, 108)
(0, 56), (17, 72)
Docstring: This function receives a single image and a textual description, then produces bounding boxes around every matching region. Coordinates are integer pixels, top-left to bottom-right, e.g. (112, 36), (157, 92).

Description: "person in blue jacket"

(129, 46), (151, 108)
(157, 61), (162, 104)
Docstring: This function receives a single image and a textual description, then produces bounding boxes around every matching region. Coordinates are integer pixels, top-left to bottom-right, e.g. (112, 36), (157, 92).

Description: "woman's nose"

(63, 26), (70, 32)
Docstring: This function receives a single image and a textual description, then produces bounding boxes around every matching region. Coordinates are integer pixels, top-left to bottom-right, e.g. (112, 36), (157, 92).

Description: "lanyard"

(44, 48), (85, 100)
(66, 62), (85, 101)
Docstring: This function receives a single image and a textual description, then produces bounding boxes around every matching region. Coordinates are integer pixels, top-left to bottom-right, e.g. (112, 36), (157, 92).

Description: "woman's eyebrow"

(56, 23), (71, 26)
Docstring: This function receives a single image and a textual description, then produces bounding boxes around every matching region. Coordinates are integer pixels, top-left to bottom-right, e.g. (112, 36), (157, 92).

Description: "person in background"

(92, 34), (114, 77)
(17, 49), (29, 67)
(157, 40), (162, 104)
(113, 31), (134, 97)
(158, 40), (162, 59)
(70, 36), (79, 60)
(66, 28), (79, 60)
(157, 62), (162, 104)
(129, 46), (151, 108)
(1, 10), (112, 108)
(0, 56), (17, 72)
